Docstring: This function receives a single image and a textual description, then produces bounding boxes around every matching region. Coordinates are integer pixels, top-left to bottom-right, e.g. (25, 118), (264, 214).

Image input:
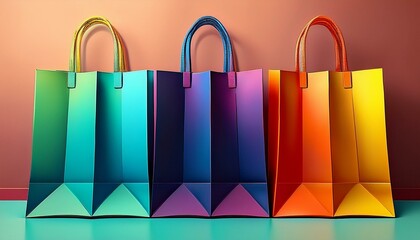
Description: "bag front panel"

(184, 71), (212, 183)
(352, 69), (390, 183)
(27, 70), (70, 216)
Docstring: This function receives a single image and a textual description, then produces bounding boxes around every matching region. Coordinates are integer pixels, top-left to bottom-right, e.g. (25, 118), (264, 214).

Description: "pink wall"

(1, 0), (419, 199)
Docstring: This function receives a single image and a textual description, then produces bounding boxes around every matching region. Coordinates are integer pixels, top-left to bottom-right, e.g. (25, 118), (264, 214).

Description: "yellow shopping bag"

(268, 16), (395, 217)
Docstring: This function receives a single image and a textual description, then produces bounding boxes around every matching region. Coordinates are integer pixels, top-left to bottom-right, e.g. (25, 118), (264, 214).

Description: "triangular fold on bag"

(334, 183), (394, 217)
(332, 183), (356, 212)
(185, 183), (211, 214)
(93, 184), (149, 217)
(272, 183), (300, 216)
(276, 184), (333, 217)
(26, 183), (61, 216)
(92, 183), (119, 213)
(124, 183), (150, 215)
(304, 183), (333, 214)
(361, 183), (395, 217)
(27, 184), (90, 217)
(151, 183), (180, 214)
(211, 183), (237, 213)
(212, 185), (268, 217)
(242, 183), (269, 213)
(152, 184), (209, 217)
(66, 183), (94, 215)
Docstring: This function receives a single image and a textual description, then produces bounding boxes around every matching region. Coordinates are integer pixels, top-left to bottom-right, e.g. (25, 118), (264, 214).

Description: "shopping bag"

(26, 16), (153, 217)
(268, 16), (395, 217)
(152, 16), (269, 217)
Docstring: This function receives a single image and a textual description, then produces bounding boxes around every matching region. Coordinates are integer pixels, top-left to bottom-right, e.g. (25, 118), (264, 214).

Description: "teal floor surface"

(0, 201), (419, 240)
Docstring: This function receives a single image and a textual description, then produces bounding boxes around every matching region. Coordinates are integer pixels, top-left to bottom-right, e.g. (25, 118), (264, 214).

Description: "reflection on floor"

(0, 201), (419, 240)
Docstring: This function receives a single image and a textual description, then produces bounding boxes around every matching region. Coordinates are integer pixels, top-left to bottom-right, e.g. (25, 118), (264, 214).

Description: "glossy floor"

(1, 201), (419, 240)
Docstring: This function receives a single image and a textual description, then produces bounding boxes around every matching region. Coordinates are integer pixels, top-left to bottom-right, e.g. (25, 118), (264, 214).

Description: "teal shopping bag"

(26, 16), (153, 217)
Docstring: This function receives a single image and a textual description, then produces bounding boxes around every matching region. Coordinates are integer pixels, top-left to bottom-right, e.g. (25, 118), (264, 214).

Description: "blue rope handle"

(180, 16), (234, 72)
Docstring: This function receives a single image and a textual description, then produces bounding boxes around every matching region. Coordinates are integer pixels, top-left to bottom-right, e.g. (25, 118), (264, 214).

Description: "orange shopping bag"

(268, 16), (395, 217)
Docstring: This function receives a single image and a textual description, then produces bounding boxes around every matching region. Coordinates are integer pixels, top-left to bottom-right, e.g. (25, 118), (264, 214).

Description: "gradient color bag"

(268, 16), (394, 217)
(152, 16), (269, 217)
(26, 17), (153, 217)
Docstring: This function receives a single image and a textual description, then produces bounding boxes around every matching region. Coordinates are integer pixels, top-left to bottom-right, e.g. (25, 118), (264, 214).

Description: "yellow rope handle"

(69, 16), (126, 72)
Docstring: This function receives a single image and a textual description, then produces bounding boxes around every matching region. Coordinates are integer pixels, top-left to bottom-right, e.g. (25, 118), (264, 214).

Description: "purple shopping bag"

(152, 16), (268, 217)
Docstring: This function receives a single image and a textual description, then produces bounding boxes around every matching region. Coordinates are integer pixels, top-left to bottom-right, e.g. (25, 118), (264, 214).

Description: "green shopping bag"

(26, 16), (153, 217)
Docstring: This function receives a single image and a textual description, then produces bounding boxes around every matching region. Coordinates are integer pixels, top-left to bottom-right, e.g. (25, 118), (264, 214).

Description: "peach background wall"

(0, 0), (419, 199)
